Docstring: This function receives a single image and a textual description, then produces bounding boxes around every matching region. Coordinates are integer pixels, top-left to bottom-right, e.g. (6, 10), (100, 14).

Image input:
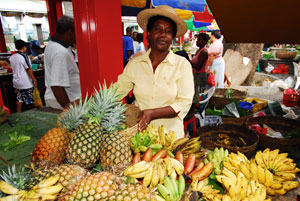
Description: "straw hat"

(137, 5), (188, 37)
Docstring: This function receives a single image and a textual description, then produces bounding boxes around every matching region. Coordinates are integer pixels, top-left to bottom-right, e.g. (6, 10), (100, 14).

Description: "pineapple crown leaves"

(86, 82), (127, 131)
(58, 96), (90, 132)
(0, 165), (33, 190)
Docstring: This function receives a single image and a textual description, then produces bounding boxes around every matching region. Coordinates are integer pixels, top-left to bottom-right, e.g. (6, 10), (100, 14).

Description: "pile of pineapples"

(1, 83), (155, 200)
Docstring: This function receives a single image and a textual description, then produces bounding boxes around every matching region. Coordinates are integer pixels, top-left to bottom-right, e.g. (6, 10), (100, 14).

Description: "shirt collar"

(50, 36), (69, 48)
(138, 48), (176, 66)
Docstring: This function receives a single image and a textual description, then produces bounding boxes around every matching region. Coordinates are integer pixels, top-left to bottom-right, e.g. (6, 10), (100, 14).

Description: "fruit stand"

(0, 84), (299, 201)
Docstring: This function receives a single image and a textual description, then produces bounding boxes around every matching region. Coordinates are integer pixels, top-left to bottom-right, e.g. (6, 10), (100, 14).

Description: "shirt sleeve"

(114, 61), (134, 100)
(49, 52), (70, 87)
(170, 59), (194, 120)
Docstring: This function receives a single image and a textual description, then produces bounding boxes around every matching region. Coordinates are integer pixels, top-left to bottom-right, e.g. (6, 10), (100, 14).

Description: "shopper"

(10, 39), (38, 113)
(122, 27), (134, 67)
(44, 15), (81, 110)
(115, 5), (194, 138)
(206, 31), (225, 88)
(132, 31), (138, 53)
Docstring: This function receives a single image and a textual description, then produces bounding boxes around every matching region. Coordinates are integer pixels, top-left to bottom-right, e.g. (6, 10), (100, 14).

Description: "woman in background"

(206, 31), (225, 88)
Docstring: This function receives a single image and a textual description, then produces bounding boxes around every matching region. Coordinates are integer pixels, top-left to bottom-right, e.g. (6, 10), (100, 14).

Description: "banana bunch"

(191, 178), (222, 201)
(254, 148), (300, 195)
(0, 175), (62, 201)
(130, 131), (155, 153)
(156, 175), (185, 201)
(172, 137), (204, 160)
(215, 168), (270, 201)
(208, 147), (229, 179)
(146, 125), (177, 150)
(124, 158), (184, 187)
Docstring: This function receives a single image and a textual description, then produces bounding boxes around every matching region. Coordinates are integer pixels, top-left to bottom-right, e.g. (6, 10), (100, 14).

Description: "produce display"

(0, 83), (299, 201)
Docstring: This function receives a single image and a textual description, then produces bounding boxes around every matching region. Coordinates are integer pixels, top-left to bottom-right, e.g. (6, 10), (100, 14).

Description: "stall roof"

(206, 0), (300, 44)
(0, 0), (47, 14)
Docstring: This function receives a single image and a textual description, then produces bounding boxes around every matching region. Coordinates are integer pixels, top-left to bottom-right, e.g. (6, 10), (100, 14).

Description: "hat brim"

(137, 8), (188, 37)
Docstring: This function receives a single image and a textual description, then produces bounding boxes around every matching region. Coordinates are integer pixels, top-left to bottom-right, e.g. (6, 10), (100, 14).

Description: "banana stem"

(0, 155), (12, 166)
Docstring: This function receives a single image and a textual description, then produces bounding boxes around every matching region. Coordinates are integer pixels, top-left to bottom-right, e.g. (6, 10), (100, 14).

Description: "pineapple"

(59, 171), (154, 201)
(0, 165), (32, 190)
(66, 122), (102, 168)
(31, 98), (89, 168)
(31, 164), (89, 196)
(66, 83), (130, 171)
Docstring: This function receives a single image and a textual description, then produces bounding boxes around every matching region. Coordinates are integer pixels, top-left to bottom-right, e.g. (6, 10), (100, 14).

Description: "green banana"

(167, 150), (175, 158)
(208, 152), (213, 161)
(178, 175), (185, 198)
(170, 176), (179, 199)
(157, 184), (173, 201)
(164, 176), (176, 199)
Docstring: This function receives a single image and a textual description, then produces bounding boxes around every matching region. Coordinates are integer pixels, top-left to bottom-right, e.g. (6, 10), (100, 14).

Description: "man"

(132, 31), (138, 53)
(10, 40), (37, 113)
(44, 15), (81, 110)
(122, 27), (134, 67)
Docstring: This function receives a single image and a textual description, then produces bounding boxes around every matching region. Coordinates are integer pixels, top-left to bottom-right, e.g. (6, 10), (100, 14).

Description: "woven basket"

(120, 124), (138, 141)
(197, 124), (258, 158)
(246, 116), (300, 152)
(209, 88), (248, 109)
(275, 50), (297, 59)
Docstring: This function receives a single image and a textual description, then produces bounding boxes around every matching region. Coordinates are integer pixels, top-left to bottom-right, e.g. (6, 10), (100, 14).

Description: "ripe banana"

(124, 161), (152, 175)
(168, 158), (184, 175)
(0, 181), (19, 195)
(150, 163), (159, 187)
(32, 175), (59, 190)
(34, 184), (63, 195)
(143, 163), (154, 187)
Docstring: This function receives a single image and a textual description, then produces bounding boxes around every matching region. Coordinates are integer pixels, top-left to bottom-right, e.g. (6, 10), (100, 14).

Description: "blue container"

(238, 101), (254, 111)
(31, 64), (38, 70)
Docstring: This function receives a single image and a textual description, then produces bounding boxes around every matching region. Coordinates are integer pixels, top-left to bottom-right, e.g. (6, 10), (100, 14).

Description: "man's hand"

(137, 109), (153, 131)
(33, 81), (38, 88)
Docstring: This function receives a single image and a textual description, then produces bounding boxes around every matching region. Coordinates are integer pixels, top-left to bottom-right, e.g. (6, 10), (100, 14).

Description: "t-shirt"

(190, 47), (208, 73)
(208, 39), (224, 61)
(44, 41), (81, 103)
(115, 49), (194, 139)
(122, 36), (134, 63)
(9, 53), (33, 89)
(136, 42), (146, 53)
(133, 41), (138, 53)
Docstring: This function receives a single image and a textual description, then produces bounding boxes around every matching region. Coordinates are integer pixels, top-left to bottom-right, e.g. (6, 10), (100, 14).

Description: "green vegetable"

(283, 130), (300, 139)
(2, 132), (31, 151)
(208, 178), (224, 194)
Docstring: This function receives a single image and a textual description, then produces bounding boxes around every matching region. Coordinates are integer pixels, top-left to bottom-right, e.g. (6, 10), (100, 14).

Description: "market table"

(0, 109), (58, 170)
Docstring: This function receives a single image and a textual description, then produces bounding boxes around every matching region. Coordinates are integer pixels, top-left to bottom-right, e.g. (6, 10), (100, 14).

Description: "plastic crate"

(243, 98), (268, 113)
(282, 89), (300, 107)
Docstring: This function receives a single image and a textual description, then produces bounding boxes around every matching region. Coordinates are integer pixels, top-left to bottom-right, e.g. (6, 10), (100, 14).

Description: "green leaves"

(1, 125), (32, 151)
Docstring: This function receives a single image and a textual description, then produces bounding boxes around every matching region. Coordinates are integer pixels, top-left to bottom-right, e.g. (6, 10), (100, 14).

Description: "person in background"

(206, 31), (226, 88)
(115, 5), (194, 139)
(130, 33), (146, 60)
(44, 15), (81, 110)
(31, 44), (44, 56)
(10, 40), (38, 113)
(122, 27), (134, 67)
(190, 33), (199, 56)
(191, 33), (209, 73)
(132, 31), (138, 53)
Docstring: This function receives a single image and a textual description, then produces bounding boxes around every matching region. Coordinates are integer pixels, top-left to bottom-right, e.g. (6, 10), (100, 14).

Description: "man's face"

(65, 30), (76, 46)
(148, 19), (174, 52)
(132, 33), (137, 41)
(196, 35), (206, 48)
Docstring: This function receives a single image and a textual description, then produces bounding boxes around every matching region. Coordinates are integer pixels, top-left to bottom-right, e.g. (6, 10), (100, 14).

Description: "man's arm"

(127, 50), (133, 59)
(25, 68), (37, 87)
(51, 86), (70, 108)
(191, 51), (208, 71)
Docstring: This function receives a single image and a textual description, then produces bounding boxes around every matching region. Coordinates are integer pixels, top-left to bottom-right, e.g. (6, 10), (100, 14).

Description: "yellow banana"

(164, 134), (172, 148)
(157, 162), (166, 184)
(125, 161), (152, 175)
(164, 158), (174, 176)
(271, 181), (282, 190)
(276, 163), (296, 172)
(275, 172), (296, 181)
(222, 167), (237, 185)
(256, 165), (266, 184)
(239, 186), (247, 200)
(239, 162), (251, 180)
(158, 125), (165, 146)
(268, 149), (279, 169)
(32, 175), (59, 190)
(255, 151), (266, 168)
(237, 151), (249, 163)
(128, 170), (148, 178)
(235, 171), (243, 193)
(264, 168), (274, 187)
(34, 184), (63, 195)
(271, 153), (288, 170)
(250, 161), (258, 181)
(274, 187), (287, 195)
(222, 161), (239, 175)
(169, 158), (184, 175)
(262, 148), (270, 168)
(150, 163), (159, 187)
(266, 187), (276, 196)
(171, 137), (189, 151)
(170, 169), (177, 179)
(282, 180), (299, 190)
(226, 157), (240, 169)
(0, 195), (19, 201)
(0, 181), (19, 195)
(143, 163), (154, 187)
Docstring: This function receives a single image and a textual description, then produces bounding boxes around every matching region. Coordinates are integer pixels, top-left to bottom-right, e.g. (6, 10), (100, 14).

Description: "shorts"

(15, 88), (34, 104)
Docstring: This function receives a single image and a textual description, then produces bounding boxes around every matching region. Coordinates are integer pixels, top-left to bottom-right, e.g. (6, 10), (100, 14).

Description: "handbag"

(207, 72), (215, 86)
(33, 87), (43, 108)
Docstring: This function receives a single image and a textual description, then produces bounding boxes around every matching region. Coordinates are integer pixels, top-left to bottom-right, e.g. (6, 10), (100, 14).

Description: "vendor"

(115, 5), (194, 138)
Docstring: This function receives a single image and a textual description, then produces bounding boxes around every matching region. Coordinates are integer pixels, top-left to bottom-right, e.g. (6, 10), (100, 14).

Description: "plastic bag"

(207, 72), (215, 86)
(33, 87), (42, 108)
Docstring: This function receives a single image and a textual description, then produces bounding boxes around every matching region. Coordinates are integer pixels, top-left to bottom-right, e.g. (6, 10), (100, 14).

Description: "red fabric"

(193, 6), (214, 23)
(207, 72), (215, 86)
(184, 115), (197, 138)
